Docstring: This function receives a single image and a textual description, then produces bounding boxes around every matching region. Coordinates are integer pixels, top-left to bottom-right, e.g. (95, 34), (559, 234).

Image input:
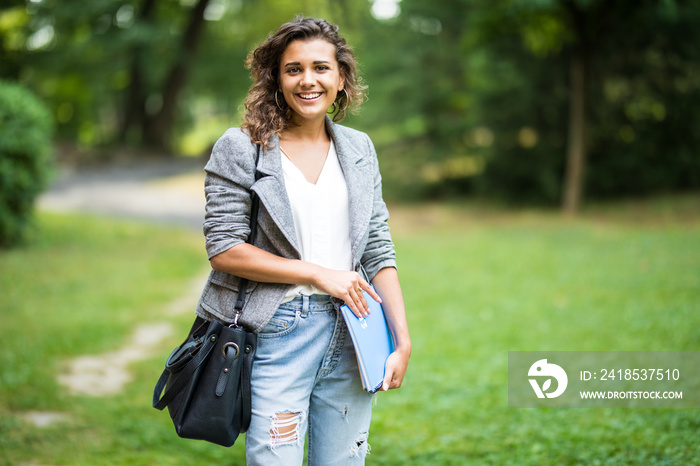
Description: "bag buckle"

(230, 310), (241, 329)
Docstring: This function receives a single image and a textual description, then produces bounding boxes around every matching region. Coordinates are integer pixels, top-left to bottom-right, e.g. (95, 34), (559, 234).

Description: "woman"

(195, 17), (410, 465)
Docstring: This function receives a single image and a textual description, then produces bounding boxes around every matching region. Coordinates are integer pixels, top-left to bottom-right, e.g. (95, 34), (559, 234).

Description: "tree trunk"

(143, 0), (210, 151)
(562, 50), (587, 215)
(119, 0), (158, 143)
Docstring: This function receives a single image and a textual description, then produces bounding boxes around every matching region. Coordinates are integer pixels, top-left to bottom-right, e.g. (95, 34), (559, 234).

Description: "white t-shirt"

(280, 141), (352, 301)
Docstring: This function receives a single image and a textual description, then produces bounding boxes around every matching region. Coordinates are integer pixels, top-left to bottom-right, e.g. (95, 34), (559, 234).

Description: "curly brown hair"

(241, 17), (366, 148)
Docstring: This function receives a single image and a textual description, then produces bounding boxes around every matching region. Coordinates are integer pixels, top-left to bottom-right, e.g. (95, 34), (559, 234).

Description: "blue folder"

(340, 289), (395, 393)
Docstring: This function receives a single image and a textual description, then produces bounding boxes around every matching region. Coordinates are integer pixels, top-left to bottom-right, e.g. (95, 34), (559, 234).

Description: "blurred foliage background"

(1, 0), (699, 211)
(2, 2), (700, 463)
(0, 79), (53, 247)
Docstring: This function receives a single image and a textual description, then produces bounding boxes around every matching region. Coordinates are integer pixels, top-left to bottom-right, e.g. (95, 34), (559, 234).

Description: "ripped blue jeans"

(245, 294), (374, 465)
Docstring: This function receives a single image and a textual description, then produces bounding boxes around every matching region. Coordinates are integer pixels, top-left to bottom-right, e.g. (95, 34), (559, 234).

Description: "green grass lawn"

(1, 198), (699, 465)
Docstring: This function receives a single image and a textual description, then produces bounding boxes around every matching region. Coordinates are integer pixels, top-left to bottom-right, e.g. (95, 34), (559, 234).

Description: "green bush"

(0, 81), (53, 247)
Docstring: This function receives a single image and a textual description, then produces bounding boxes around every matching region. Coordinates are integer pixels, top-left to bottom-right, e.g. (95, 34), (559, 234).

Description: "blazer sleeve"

(360, 133), (397, 281)
(202, 128), (258, 260)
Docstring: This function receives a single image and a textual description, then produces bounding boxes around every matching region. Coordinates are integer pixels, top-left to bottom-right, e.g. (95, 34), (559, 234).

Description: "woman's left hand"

(371, 267), (411, 392)
(381, 348), (410, 391)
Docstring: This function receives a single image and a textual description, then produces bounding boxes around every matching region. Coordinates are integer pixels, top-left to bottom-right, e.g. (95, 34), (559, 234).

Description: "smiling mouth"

(297, 92), (322, 100)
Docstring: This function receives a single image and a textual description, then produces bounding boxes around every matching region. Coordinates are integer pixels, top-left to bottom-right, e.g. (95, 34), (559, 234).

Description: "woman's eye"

(286, 67), (300, 73)
(316, 65), (329, 71)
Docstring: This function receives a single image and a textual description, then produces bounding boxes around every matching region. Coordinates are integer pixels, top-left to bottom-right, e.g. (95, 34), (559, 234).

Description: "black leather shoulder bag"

(152, 147), (261, 447)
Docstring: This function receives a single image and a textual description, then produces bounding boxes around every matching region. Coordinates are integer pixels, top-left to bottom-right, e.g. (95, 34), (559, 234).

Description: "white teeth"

(299, 93), (321, 99)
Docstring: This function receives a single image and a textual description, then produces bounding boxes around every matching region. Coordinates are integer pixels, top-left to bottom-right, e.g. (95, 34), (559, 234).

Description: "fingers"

(363, 282), (382, 305)
(347, 282), (369, 319)
(382, 358), (393, 391)
(382, 364), (399, 391)
(342, 273), (377, 319)
(381, 352), (408, 391)
(317, 269), (380, 319)
(382, 372), (391, 391)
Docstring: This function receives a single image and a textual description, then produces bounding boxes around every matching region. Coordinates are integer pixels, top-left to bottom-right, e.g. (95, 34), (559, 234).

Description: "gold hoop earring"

(338, 89), (349, 113)
(275, 90), (284, 111)
(328, 89), (349, 115)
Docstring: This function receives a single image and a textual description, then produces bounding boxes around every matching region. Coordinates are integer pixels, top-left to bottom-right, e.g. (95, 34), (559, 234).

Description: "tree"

(14, 0), (215, 151)
(10, 0), (351, 153)
(142, 0), (211, 149)
(119, 0), (158, 144)
(515, 0), (629, 213)
(497, 0), (700, 209)
(357, 0), (700, 207)
(0, 0), (27, 80)
(3, 0), (698, 201)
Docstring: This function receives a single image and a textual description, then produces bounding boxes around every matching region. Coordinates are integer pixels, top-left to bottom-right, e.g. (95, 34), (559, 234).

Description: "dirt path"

(38, 157), (206, 230)
(56, 271), (208, 396)
(36, 159), (209, 404)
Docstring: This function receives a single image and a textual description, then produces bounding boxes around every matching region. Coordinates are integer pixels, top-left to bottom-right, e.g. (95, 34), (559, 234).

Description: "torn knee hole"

(355, 431), (368, 447)
(350, 431), (370, 457)
(270, 412), (303, 446)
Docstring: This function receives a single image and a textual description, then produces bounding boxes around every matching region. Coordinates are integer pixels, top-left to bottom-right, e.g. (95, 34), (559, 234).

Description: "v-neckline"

(280, 141), (333, 186)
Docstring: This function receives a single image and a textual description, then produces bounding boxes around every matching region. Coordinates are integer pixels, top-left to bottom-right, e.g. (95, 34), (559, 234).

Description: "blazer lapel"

(250, 134), (301, 256)
(250, 120), (375, 266)
(326, 118), (374, 264)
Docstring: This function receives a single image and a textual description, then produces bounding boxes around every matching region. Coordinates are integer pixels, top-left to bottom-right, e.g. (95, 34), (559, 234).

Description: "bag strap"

(232, 144), (262, 327)
(240, 337), (254, 431)
(152, 332), (218, 410)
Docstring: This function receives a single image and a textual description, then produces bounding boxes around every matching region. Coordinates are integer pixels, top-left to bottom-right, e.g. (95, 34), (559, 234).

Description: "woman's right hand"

(311, 268), (382, 319)
(211, 245), (381, 318)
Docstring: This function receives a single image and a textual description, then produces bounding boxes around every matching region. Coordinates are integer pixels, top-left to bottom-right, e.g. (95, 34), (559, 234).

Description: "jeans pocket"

(258, 309), (300, 338)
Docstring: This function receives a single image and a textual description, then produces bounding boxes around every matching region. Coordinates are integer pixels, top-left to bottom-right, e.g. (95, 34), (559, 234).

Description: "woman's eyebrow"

(283, 60), (332, 67)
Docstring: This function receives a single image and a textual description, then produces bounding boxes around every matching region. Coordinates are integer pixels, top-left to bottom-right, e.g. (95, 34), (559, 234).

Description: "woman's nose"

(300, 69), (315, 87)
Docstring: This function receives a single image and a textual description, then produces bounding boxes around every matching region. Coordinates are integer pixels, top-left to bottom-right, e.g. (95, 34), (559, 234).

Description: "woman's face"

(278, 38), (345, 126)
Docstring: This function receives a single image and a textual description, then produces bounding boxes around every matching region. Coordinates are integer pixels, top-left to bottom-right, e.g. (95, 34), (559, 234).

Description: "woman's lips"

(297, 92), (322, 101)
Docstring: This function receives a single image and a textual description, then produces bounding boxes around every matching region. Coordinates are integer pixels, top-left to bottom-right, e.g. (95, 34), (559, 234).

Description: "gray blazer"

(195, 117), (397, 333)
